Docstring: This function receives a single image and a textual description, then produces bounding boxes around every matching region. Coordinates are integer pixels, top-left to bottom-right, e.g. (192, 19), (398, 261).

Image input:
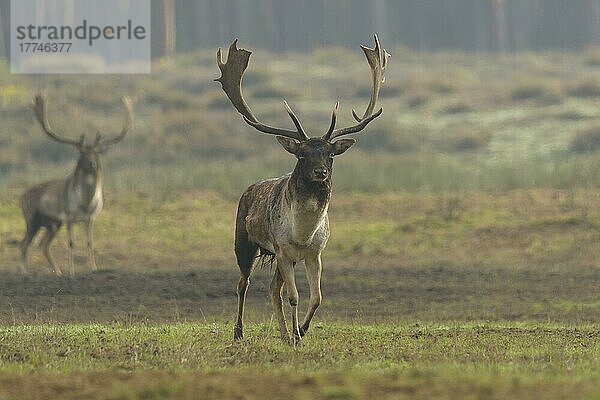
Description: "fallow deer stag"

(216, 35), (389, 345)
(20, 93), (133, 276)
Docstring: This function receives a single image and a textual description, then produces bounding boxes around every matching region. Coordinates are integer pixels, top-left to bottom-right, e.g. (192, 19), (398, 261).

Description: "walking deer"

(215, 35), (389, 345)
(20, 93), (132, 276)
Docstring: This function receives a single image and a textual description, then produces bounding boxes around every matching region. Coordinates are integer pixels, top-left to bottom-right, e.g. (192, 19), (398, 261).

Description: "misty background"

(0, 0), (598, 58)
(0, 1), (598, 196)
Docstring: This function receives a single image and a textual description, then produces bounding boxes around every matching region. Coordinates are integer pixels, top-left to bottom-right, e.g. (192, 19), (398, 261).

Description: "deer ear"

(276, 136), (299, 154)
(332, 138), (356, 155)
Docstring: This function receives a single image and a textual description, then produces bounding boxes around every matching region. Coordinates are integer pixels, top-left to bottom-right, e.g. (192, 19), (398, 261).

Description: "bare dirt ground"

(0, 263), (597, 324)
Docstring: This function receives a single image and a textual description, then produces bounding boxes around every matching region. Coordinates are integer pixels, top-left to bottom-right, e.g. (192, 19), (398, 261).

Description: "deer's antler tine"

(323, 101), (340, 141)
(216, 39), (308, 142)
(216, 47), (224, 68)
(32, 93), (81, 146)
(329, 107), (382, 139)
(283, 100), (306, 136)
(215, 39), (257, 123)
(326, 34), (389, 140)
(355, 34), (389, 122)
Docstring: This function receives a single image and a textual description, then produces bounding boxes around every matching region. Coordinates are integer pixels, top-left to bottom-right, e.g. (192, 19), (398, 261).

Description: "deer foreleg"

(300, 254), (322, 337)
(19, 243), (29, 275)
(270, 269), (289, 341)
(86, 218), (97, 271)
(277, 256), (300, 346)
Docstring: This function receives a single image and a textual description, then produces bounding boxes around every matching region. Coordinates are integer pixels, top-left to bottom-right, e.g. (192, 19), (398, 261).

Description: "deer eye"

(329, 153), (335, 158)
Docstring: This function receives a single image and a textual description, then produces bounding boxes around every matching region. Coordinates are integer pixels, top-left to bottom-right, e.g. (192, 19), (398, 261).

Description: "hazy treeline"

(0, 0), (599, 58)
(175, 0), (600, 52)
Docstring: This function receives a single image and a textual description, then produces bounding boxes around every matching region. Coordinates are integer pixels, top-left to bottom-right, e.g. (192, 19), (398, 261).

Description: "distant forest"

(0, 0), (599, 58)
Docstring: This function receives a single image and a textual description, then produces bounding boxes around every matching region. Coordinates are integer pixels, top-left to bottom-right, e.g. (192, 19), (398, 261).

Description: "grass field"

(0, 191), (599, 399)
(5, 189), (600, 272)
(0, 323), (597, 399)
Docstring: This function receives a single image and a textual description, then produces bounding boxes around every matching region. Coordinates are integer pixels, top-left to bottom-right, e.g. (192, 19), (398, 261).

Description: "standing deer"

(20, 93), (132, 276)
(215, 35), (389, 345)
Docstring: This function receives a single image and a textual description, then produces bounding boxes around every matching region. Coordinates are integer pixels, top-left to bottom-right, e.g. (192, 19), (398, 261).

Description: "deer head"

(215, 35), (390, 183)
(31, 93), (133, 174)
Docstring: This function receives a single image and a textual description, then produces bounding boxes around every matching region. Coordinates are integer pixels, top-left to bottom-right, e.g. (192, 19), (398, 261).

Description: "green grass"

(5, 190), (600, 271)
(0, 189), (598, 398)
(0, 322), (597, 399)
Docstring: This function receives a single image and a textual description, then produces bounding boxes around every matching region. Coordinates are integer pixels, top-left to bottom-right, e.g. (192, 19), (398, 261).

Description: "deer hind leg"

(300, 254), (323, 337)
(277, 257), (301, 346)
(40, 221), (62, 276)
(270, 268), (289, 342)
(20, 213), (42, 274)
(86, 218), (97, 272)
(233, 233), (258, 340)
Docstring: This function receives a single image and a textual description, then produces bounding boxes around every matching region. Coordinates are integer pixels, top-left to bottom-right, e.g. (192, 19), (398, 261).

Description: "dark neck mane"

(288, 164), (331, 207)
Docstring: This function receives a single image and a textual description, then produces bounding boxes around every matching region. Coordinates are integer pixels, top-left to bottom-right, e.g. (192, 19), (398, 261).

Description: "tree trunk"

(152, 0), (176, 58)
(492, 0), (508, 51)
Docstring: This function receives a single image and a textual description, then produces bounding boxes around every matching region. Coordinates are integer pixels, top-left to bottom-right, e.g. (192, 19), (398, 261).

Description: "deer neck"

(69, 161), (103, 206)
(284, 165), (331, 244)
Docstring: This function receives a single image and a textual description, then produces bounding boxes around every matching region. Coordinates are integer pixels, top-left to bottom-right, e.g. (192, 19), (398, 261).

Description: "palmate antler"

(216, 35), (389, 143)
(32, 93), (133, 147)
(32, 93), (83, 146)
(215, 39), (309, 142)
(323, 34), (390, 141)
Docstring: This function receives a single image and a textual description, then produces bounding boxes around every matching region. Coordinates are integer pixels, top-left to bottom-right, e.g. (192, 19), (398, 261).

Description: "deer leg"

(19, 241), (30, 275)
(269, 268), (289, 341)
(234, 272), (251, 340)
(40, 223), (62, 276)
(20, 214), (41, 274)
(67, 222), (75, 276)
(86, 218), (98, 271)
(233, 232), (258, 340)
(277, 257), (301, 346)
(300, 254), (323, 337)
